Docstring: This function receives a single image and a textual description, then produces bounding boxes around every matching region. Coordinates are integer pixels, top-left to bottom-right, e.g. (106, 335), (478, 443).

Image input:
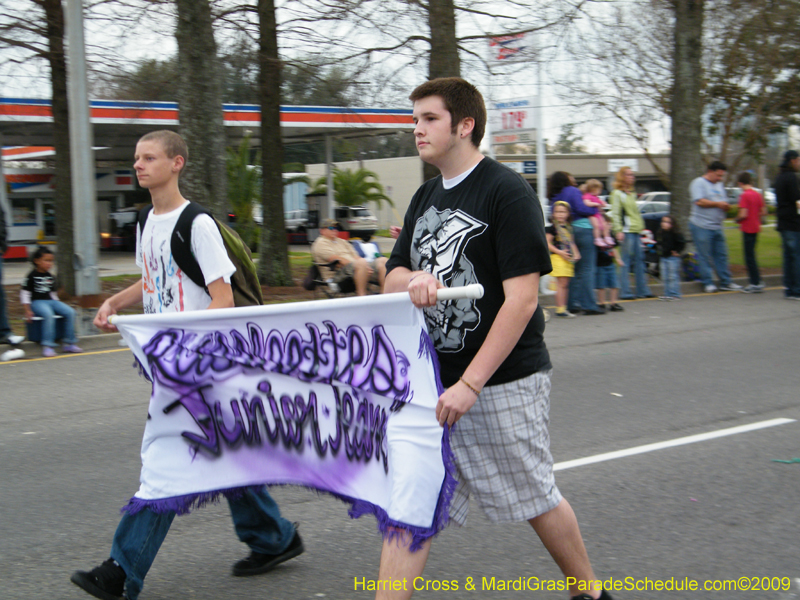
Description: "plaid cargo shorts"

(448, 369), (562, 525)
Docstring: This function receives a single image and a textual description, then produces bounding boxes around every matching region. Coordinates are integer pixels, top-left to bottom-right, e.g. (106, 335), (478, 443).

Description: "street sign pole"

(536, 64), (546, 214)
(65, 0), (101, 332)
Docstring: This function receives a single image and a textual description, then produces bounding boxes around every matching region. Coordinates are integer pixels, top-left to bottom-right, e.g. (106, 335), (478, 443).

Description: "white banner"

(113, 293), (457, 546)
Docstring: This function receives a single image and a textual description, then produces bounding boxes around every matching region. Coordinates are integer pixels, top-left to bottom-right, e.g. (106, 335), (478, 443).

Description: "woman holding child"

(547, 171), (605, 315)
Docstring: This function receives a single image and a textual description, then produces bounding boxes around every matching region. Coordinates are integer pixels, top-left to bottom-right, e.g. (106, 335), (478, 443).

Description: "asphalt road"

(2, 288), (799, 600)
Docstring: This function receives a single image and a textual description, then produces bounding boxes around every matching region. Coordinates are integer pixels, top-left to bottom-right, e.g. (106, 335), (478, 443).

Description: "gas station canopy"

(0, 98), (415, 161)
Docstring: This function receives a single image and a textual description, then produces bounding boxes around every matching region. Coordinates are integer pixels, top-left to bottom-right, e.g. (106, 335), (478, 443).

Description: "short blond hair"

(138, 130), (188, 168)
(580, 179), (603, 194)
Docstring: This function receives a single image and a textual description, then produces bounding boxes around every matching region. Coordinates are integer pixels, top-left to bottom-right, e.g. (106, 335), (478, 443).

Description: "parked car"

(334, 205), (378, 241)
(107, 208), (139, 251)
(284, 209), (308, 233)
(637, 191), (671, 205)
(725, 187), (742, 205)
(637, 200), (671, 217)
(726, 186), (775, 207)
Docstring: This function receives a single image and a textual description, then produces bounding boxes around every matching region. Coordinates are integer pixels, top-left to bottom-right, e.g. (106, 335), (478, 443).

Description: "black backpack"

(137, 203), (264, 307)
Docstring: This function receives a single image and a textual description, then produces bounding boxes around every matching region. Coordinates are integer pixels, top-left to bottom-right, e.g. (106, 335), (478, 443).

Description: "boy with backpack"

(72, 130), (302, 600)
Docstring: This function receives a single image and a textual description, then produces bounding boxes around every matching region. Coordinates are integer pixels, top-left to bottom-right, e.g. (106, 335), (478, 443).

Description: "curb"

(2, 332), (125, 360)
(540, 273), (784, 307)
(1, 273), (787, 360)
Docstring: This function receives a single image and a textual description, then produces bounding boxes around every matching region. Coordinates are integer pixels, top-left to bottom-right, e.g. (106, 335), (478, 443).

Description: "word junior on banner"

(171, 377), (391, 467)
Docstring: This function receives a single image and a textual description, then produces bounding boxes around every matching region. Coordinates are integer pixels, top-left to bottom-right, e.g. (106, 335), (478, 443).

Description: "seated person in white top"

(311, 219), (387, 295)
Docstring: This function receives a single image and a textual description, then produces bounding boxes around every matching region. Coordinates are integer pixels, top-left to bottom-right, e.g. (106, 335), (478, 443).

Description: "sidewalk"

(3, 272), (785, 362)
(2, 251), (142, 286)
(2, 237), (400, 286)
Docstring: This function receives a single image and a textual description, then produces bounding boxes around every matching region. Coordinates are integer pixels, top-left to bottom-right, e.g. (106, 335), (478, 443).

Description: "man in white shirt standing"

(71, 130), (302, 600)
(689, 161), (741, 293)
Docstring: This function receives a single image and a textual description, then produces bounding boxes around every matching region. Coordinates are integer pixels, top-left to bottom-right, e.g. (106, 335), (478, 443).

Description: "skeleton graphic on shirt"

(410, 207), (486, 353)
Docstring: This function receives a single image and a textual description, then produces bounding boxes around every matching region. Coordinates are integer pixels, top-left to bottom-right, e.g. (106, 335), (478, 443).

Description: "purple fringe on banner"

(348, 414), (458, 551)
(121, 486), (253, 516)
(122, 328), (457, 551)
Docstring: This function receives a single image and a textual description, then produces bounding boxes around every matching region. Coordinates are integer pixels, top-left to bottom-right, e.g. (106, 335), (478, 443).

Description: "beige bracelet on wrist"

(459, 376), (481, 396)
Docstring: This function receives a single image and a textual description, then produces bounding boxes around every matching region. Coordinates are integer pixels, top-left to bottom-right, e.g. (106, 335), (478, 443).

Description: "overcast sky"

(0, 0), (670, 155)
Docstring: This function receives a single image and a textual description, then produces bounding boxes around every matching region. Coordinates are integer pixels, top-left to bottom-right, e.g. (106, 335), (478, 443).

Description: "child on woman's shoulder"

(21, 247), (82, 357)
(579, 179), (614, 248)
(546, 201), (581, 318)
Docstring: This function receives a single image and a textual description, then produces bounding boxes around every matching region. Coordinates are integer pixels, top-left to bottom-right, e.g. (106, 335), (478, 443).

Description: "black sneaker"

(70, 558), (126, 600)
(232, 529), (304, 576)
(572, 589), (613, 600)
(582, 308), (605, 315)
(608, 303), (624, 312)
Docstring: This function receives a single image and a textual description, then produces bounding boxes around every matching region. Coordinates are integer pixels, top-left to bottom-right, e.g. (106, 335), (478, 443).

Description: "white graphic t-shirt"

(136, 202), (235, 314)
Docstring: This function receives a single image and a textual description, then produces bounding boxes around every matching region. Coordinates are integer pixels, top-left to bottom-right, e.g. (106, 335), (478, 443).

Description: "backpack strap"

(171, 202), (210, 290)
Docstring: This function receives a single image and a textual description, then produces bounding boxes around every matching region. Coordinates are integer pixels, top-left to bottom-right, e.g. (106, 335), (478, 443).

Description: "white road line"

(554, 418), (797, 472)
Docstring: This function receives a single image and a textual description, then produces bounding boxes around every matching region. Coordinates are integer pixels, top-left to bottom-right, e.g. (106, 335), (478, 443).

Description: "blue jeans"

(111, 487), (295, 599)
(30, 299), (77, 346)
(659, 256), (682, 298)
(594, 264), (617, 290)
(690, 223), (731, 287)
(568, 226), (599, 312)
(742, 232), (760, 286)
(779, 230), (800, 297)
(618, 232), (651, 298)
(0, 258), (11, 339)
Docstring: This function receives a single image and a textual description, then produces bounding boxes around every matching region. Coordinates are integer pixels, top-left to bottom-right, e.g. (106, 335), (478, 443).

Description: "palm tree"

(312, 167), (393, 209)
(226, 136), (260, 249)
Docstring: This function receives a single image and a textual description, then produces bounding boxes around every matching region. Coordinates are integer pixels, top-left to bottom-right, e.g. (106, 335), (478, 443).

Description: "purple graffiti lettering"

(162, 377), (387, 470)
(239, 393), (263, 445)
(163, 384), (220, 456)
(143, 320), (412, 405)
(256, 380), (285, 443)
(214, 399), (247, 448)
(332, 386), (388, 472)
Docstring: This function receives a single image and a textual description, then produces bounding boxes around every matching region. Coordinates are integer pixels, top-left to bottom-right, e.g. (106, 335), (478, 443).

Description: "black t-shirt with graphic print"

(386, 157), (553, 388)
(23, 269), (58, 301)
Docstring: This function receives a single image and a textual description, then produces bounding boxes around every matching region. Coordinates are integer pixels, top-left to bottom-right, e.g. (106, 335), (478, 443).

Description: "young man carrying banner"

(381, 78), (612, 600)
(71, 130), (302, 600)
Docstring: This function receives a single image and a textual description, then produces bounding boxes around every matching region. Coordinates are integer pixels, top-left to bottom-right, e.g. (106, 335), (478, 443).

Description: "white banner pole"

(109, 285), (485, 326)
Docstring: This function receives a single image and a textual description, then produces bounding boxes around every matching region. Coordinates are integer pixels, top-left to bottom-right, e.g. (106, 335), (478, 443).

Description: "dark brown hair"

(547, 171), (573, 200)
(31, 245), (54, 264)
(409, 78), (486, 148)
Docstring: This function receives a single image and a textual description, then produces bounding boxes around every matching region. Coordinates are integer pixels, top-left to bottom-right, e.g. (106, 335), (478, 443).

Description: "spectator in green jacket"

(610, 167), (652, 299)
